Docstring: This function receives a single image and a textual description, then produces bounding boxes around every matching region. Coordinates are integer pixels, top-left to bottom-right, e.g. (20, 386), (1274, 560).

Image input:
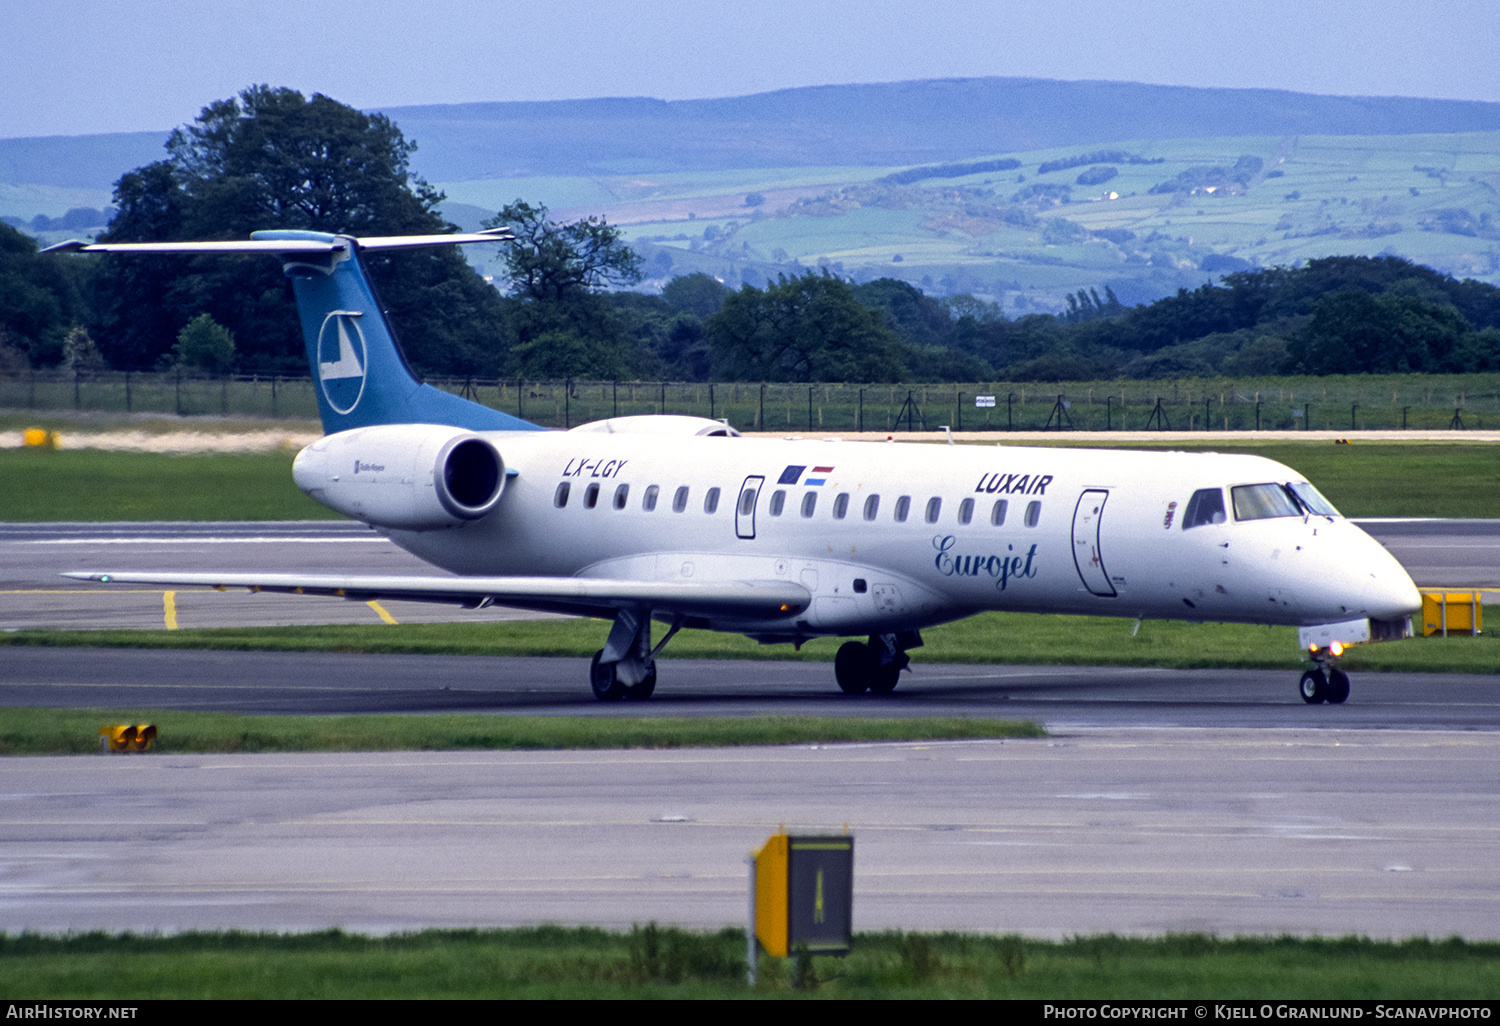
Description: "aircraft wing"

(63, 571), (810, 621)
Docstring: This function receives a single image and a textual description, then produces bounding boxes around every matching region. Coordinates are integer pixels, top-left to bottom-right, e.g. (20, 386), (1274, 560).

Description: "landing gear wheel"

(867, 665), (900, 695)
(1326, 668), (1350, 705)
(590, 649), (627, 701)
(1299, 669), (1328, 705)
(835, 642), (872, 694)
(625, 663), (657, 701)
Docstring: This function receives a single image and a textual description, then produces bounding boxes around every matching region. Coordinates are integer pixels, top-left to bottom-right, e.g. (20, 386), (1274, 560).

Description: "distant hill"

(5, 78), (1500, 192)
(5, 79), (1499, 313)
(0, 131), (167, 190)
(383, 78), (1500, 177)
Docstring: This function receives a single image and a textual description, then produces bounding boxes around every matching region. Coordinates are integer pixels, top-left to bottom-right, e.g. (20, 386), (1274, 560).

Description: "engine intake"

(294, 424), (505, 529)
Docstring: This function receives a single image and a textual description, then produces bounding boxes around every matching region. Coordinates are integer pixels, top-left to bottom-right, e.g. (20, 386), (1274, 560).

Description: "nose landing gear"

(1299, 652), (1350, 705)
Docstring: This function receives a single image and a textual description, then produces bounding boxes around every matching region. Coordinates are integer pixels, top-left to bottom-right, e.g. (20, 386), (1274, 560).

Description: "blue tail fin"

(252, 230), (541, 435)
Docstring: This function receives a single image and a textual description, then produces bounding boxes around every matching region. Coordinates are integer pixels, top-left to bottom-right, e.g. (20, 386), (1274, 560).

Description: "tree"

(707, 271), (907, 382)
(484, 200), (644, 378)
(488, 200), (642, 304)
(172, 313), (235, 372)
(1290, 290), (1472, 374)
(91, 86), (508, 375)
(660, 272), (730, 320)
(0, 221), (91, 367)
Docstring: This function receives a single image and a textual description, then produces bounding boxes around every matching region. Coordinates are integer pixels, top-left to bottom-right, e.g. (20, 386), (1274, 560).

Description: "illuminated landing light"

(1330, 641), (1345, 657)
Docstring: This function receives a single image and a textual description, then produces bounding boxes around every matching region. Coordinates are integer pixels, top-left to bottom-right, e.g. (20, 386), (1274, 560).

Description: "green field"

(4, 928), (1497, 999)
(0, 448), (331, 520)
(437, 131), (1500, 310)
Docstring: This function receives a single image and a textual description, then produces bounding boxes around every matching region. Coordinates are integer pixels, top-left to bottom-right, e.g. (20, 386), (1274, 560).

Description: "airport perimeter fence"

(4, 368), (1500, 433)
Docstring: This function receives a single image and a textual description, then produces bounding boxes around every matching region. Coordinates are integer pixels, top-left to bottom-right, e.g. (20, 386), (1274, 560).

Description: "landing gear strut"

(589, 608), (679, 701)
(834, 631), (920, 695)
(1299, 650), (1350, 705)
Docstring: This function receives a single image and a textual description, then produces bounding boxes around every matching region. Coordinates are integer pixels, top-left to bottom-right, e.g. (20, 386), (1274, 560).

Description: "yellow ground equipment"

(100, 724), (157, 753)
(1421, 591), (1483, 637)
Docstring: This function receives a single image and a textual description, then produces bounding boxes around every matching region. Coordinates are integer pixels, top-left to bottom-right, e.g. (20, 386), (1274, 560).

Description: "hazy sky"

(6, 0), (1497, 139)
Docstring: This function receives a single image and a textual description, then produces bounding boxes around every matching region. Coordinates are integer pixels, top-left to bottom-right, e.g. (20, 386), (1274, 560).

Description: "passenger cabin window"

(832, 493), (850, 519)
(1232, 483), (1300, 521)
(642, 485), (659, 512)
(925, 497), (942, 524)
(613, 483), (629, 510)
(554, 482), (571, 508)
(958, 498), (974, 525)
(1024, 500), (1041, 527)
(893, 496), (911, 522)
(1182, 488), (1226, 529)
(801, 492), (817, 518)
(584, 482), (600, 509)
(738, 487), (756, 517)
(673, 486), (689, 512)
(863, 495), (880, 521)
(703, 487), (721, 514)
(769, 489), (786, 516)
(990, 499), (1008, 526)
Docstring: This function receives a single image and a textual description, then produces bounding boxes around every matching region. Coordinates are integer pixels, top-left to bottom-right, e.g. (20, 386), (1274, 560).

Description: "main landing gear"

(590, 608), (681, 702)
(1298, 649), (1351, 705)
(834, 632), (921, 695)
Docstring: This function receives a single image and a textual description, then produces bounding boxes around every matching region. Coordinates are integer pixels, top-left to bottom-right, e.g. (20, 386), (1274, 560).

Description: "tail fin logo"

(317, 311), (367, 415)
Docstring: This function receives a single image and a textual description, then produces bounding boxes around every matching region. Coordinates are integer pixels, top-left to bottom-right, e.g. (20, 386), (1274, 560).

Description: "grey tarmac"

(2, 518), (1498, 939)
(4, 730), (1497, 939)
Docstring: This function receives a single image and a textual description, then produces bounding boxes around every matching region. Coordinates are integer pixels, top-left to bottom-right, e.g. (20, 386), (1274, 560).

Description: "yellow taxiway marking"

(0, 588), (167, 594)
(162, 590), (178, 630)
(367, 600), (398, 625)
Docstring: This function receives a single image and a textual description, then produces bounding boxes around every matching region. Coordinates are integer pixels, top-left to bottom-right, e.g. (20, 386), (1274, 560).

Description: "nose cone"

(1341, 523), (1422, 621)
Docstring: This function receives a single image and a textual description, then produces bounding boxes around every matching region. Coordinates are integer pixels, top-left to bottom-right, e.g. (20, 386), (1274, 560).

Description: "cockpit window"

(1182, 488), (1226, 529)
(1288, 481), (1340, 517)
(1231, 483), (1301, 521)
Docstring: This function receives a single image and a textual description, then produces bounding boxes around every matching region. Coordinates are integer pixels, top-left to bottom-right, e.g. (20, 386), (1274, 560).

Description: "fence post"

(175, 368), (182, 416)
(74, 369), (81, 410)
(125, 370), (132, 412)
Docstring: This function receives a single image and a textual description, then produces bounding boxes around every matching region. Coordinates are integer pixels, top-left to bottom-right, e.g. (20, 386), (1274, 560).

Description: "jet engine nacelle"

(292, 424), (505, 530)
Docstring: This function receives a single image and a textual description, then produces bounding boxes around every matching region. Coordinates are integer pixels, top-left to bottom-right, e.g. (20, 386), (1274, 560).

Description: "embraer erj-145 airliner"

(48, 230), (1421, 704)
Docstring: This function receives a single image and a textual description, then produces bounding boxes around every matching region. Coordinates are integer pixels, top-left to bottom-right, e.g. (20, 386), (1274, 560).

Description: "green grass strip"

(2, 926), (1497, 999)
(0, 709), (1042, 756)
(6, 610), (1497, 673)
(0, 448), (334, 521)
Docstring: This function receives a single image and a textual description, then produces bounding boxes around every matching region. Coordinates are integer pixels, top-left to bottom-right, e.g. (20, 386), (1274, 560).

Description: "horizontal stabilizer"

(64, 571), (810, 621)
(41, 228), (514, 256)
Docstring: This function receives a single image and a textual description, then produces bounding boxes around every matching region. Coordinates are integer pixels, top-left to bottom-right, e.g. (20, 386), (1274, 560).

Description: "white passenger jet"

(48, 230), (1420, 704)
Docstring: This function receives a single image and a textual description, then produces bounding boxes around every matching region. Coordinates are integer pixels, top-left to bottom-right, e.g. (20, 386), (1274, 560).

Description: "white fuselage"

(375, 431), (1419, 640)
